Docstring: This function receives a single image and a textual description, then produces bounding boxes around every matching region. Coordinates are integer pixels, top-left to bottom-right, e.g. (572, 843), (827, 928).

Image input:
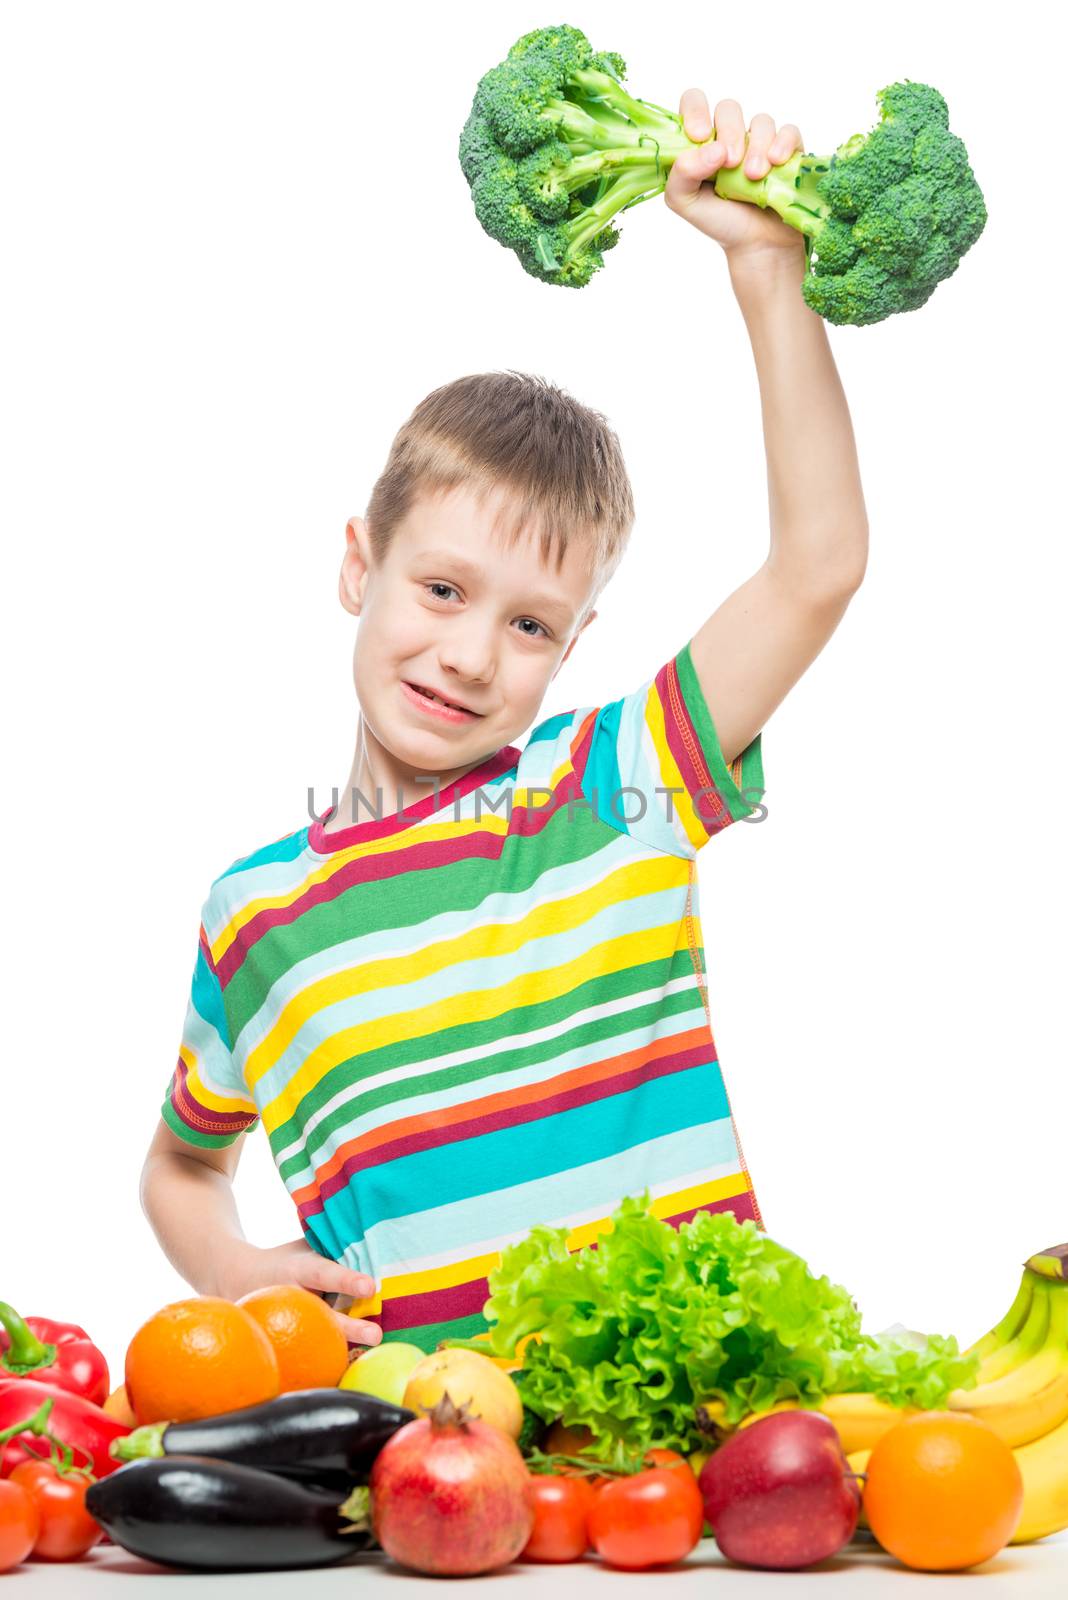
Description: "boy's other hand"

(216, 1236), (383, 1348)
(664, 90), (808, 275)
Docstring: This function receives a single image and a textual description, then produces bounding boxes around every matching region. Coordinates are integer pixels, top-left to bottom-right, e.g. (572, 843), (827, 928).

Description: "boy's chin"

(377, 725), (495, 771)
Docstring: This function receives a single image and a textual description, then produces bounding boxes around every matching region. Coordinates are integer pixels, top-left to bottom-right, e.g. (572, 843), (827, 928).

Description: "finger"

(341, 1318), (383, 1348)
(743, 113), (778, 179)
(279, 1246), (376, 1299)
(678, 86), (712, 142)
(712, 99), (746, 166)
(768, 123), (803, 164)
(663, 139), (728, 211)
(346, 1269), (378, 1300)
(299, 1255), (378, 1302)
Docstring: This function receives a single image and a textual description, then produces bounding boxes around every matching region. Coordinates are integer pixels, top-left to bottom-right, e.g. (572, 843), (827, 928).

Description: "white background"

(3, 0), (1065, 1387)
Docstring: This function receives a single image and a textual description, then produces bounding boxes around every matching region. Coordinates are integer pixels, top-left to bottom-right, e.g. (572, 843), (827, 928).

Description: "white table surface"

(10, 1536), (1066, 1596)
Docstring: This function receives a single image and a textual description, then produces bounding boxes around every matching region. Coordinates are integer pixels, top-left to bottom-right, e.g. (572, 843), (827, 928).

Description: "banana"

(947, 1280), (1068, 1447)
(1025, 1245), (1068, 1283)
(967, 1270), (1036, 1377)
(818, 1393), (920, 1455)
(1010, 1411), (1068, 1543)
(736, 1400), (799, 1431)
(846, 1449), (872, 1532)
(963, 1246), (1068, 1386)
(736, 1394), (916, 1454)
(970, 1273), (1046, 1384)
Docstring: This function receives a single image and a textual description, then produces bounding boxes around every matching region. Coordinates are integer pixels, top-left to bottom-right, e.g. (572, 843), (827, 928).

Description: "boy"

(141, 91), (867, 1352)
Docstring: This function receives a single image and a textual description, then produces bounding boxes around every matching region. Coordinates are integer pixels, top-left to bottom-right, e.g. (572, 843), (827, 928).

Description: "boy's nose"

(437, 647), (494, 693)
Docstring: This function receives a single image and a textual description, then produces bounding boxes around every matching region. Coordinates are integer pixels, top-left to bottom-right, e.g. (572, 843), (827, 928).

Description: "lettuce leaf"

(483, 1195), (977, 1456)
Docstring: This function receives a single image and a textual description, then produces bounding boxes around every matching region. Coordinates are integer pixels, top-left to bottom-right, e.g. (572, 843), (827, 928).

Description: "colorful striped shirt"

(163, 639), (766, 1350)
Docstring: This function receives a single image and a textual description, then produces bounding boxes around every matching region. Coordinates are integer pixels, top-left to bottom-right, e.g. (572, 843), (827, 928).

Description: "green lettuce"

(482, 1196), (978, 1456)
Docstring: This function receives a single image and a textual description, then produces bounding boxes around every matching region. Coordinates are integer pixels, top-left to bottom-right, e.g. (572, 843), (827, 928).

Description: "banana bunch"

(972, 1244), (1068, 1544)
(735, 1244), (1068, 1543)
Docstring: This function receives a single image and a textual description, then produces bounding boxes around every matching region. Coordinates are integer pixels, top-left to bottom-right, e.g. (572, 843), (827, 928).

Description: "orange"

(238, 1284), (349, 1391)
(102, 1384), (138, 1427)
(125, 1297), (280, 1425)
(863, 1411), (1023, 1571)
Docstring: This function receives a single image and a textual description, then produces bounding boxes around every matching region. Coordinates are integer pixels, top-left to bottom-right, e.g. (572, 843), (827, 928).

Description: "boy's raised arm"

(664, 91), (869, 768)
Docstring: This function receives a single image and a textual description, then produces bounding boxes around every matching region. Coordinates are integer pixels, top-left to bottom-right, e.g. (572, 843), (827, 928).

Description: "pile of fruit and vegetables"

(1, 1200), (1067, 1578)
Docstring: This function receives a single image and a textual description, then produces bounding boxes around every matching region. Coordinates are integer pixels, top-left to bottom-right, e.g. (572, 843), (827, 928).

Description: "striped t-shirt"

(164, 639), (766, 1351)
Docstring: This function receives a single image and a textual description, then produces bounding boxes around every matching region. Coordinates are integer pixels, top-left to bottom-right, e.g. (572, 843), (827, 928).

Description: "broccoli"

(459, 25), (987, 325)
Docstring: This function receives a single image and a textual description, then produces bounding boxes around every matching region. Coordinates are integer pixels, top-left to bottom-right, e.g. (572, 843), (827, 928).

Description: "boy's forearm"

(139, 1150), (382, 1341)
(140, 1150), (247, 1297)
(729, 255), (869, 596)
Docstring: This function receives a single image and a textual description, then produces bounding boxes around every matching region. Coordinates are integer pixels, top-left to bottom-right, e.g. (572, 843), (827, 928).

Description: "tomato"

(588, 1466), (705, 1571)
(522, 1474), (595, 1563)
(0, 1479), (39, 1573)
(8, 1460), (102, 1561)
(643, 1448), (694, 1477)
(540, 1421), (612, 1488)
(543, 1421), (596, 1455)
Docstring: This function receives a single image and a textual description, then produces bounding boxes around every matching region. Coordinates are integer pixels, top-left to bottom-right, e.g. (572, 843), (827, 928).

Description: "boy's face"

(339, 484), (599, 779)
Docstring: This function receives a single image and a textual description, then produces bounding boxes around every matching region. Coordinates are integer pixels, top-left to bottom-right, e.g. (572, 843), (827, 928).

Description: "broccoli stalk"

(459, 26), (987, 325)
(713, 156), (833, 242)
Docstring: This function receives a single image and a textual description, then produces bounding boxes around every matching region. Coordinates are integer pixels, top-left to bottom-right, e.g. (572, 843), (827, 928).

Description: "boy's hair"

(364, 371), (634, 627)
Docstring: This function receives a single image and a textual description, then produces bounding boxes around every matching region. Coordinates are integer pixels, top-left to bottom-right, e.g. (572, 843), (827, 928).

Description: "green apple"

(339, 1341), (425, 1406)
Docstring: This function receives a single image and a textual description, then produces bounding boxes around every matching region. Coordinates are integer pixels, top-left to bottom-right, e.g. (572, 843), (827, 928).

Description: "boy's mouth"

(403, 681), (482, 718)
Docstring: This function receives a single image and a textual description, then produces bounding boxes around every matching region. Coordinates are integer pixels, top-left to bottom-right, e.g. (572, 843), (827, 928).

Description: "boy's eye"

(422, 583), (549, 639)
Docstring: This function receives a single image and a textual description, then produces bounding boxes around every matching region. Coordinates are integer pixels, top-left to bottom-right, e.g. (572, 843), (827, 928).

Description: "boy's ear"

(339, 515), (371, 616)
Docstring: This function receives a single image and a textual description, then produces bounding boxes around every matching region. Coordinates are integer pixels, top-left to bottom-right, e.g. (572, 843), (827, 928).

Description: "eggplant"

(112, 1387), (411, 1480)
(85, 1456), (370, 1571)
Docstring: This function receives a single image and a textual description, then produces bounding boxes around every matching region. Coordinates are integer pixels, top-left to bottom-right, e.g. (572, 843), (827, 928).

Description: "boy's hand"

(664, 90), (807, 275)
(216, 1237), (383, 1348)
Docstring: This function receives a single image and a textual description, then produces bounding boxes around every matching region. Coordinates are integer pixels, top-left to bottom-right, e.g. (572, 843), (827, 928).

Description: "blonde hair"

(364, 372), (634, 626)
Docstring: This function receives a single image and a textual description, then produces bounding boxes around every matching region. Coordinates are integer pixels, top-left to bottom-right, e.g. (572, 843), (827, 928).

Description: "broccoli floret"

(459, 26), (693, 291)
(517, 1406), (548, 1456)
(459, 30), (987, 326)
(714, 80), (988, 324)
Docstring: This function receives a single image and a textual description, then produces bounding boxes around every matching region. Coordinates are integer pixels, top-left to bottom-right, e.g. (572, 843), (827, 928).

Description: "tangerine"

(238, 1284), (349, 1391)
(863, 1411), (1023, 1571)
(125, 1297), (280, 1425)
(102, 1383), (138, 1427)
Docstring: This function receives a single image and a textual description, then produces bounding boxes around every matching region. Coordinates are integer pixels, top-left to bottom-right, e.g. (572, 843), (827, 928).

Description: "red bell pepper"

(0, 1302), (110, 1406)
(0, 1380), (129, 1480)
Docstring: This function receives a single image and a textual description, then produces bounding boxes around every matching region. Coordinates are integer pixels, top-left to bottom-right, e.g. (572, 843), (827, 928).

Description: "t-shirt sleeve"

(574, 637), (765, 859)
(161, 905), (260, 1148)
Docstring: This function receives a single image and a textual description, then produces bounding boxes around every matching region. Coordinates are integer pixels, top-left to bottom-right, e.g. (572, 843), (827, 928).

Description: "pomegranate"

(369, 1394), (534, 1575)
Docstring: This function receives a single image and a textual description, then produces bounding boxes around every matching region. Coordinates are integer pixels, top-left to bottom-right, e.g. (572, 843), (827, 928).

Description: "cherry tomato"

(8, 1460), (102, 1562)
(0, 1479), (39, 1573)
(541, 1421), (611, 1489)
(543, 1421), (597, 1457)
(643, 1448), (695, 1477)
(588, 1466), (705, 1571)
(522, 1474), (595, 1563)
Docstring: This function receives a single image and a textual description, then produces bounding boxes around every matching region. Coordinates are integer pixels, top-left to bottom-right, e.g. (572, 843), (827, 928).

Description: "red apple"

(698, 1410), (860, 1570)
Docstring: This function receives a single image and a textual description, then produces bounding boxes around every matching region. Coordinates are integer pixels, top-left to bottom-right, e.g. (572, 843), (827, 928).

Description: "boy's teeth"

(417, 685), (456, 709)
